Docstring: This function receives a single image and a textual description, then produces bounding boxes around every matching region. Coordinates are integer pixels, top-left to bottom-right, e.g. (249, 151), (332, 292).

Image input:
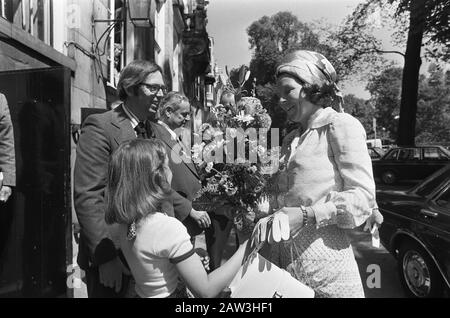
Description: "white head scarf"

(276, 50), (344, 112)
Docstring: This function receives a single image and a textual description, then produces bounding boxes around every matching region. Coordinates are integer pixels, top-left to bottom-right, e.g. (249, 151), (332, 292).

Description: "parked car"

(377, 164), (450, 298)
(368, 147), (385, 160)
(367, 138), (382, 148)
(372, 145), (450, 184)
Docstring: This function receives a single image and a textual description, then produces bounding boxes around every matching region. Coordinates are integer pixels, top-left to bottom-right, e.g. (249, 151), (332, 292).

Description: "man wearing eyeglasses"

(75, 60), (178, 297)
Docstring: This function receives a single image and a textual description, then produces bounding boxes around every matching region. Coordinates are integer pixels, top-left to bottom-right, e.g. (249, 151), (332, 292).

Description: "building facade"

(0, 0), (211, 297)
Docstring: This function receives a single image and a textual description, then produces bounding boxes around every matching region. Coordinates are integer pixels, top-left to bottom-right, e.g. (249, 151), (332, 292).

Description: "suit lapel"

(110, 104), (136, 147)
(150, 122), (200, 179)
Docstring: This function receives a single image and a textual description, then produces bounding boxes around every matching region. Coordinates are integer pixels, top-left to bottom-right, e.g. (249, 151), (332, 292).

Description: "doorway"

(0, 67), (71, 297)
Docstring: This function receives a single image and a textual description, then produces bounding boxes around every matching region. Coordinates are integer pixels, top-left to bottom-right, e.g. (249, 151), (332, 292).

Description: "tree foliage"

(343, 94), (376, 138)
(247, 12), (363, 86)
(366, 64), (450, 144)
(338, 0), (450, 146)
(340, 0), (450, 62)
(415, 64), (450, 144)
(366, 67), (403, 140)
(245, 11), (360, 134)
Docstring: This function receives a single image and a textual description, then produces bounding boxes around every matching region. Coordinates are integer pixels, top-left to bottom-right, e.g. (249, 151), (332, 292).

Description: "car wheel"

(398, 241), (444, 298)
(381, 170), (396, 184)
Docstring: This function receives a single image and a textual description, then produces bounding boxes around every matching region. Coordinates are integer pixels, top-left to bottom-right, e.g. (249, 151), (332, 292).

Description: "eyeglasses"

(140, 83), (167, 94)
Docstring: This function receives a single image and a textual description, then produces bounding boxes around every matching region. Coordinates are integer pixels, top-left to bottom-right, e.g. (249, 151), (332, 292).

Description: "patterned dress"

(271, 107), (377, 298)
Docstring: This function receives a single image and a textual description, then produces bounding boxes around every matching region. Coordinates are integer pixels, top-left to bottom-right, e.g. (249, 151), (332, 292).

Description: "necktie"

(134, 122), (148, 139)
(177, 135), (188, 156)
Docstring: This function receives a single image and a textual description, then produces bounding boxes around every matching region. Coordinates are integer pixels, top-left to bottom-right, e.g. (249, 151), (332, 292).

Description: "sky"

(206, 0), (404, 99)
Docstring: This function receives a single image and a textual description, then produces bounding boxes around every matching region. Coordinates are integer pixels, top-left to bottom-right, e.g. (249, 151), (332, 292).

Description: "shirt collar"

(157, 120), (178, 141)
(122, 103), (140, 129)
(307, 107), (337, 129)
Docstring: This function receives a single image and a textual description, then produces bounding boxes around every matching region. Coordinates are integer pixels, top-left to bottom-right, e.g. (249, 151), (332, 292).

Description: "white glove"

(251, 212), (290, 248)
(364, 208), (383, 249)
(363, 208), (384, 232)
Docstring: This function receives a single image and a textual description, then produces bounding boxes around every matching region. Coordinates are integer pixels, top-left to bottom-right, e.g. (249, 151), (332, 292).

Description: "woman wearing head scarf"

(253, 50), (378, 298)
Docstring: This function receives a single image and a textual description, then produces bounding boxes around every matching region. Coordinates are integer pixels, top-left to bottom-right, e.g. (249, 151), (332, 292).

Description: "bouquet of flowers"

(192, 95), (278, 235)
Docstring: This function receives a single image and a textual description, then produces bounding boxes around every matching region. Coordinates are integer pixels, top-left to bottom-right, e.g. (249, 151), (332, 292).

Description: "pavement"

(348, 227), (405, 298)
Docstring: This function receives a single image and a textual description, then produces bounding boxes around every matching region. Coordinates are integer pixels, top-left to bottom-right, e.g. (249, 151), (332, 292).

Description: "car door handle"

(420, 209), (438, 218)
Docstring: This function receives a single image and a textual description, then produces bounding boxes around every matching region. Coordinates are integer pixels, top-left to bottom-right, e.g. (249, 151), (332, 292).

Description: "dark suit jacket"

(150, 122), (203, 237)
(74, 105), (192, 270)
(0, 94), (15, 187)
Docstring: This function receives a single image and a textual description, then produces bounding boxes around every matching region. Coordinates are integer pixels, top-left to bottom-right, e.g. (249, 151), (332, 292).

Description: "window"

(35, 0), (52, 45)
(437, 149), (450, 160)
(397, 148), (421, 161)
(369, 148), (381, 158)
(436, 185), (450, 209)
(25, 0), (53, 45)
(0, 0), (12, 21)
(423, 147), (443, 160)
(154, 0), (165, 66)
(384, 149), (399, 160)
(1, 0), (5, 18)
(415, 168), (450, 197)
(106, 0), (125, 88)
(2, 0), (52, 45)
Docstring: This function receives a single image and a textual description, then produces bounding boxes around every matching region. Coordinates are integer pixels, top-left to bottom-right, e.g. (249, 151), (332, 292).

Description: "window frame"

(414, 168), (450, 198)
(433, 182), (450, 210)
(1, 0), (5, 19)
(106, 0), (125, 88)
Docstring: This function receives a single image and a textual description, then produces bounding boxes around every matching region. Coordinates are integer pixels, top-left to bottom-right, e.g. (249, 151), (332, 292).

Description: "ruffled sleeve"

(312, 113), (377, 229)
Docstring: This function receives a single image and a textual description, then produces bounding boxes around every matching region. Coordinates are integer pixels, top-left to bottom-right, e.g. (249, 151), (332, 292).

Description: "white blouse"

(279, 107), (376, 229)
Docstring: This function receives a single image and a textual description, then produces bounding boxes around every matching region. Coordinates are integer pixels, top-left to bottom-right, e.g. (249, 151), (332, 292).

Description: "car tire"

(381, 170), (396, 184)
(397, 241), (445, 298)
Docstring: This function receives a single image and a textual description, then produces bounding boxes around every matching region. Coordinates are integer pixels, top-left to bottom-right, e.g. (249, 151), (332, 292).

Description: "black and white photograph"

(0, 0), (449, 302)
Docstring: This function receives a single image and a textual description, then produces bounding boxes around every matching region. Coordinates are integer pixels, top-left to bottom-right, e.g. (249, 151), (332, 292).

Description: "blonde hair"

(105, 139), (171, 225)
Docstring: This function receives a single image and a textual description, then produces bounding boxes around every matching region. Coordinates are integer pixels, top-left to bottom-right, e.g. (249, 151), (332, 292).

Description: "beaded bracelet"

(300, 205), (308, 228)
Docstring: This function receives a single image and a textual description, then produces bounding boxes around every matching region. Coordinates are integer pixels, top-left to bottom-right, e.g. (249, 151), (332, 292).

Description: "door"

(419, 181), (450, 281)
(0, 67), (71, 297)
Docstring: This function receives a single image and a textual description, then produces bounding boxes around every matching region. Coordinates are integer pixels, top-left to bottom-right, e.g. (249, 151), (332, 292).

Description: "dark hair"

(300, 82), (339, 109)
(277, 72), (337, 109)
(105, 139), (172, 225)
(158, 91), (189, 118)
(277, 68), (342, 109)
(117, 60), (164, 101)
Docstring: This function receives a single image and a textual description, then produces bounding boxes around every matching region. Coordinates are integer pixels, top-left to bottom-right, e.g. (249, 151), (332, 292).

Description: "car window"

(369, 148), (380, 158)
(397, 148), (420, 161)
(436, 185), (450, 209)
(415, 168), (450, 197)
(437, 149), (450, 160)
(384, 149), (398, 160)
(423, 147), (443, 160)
